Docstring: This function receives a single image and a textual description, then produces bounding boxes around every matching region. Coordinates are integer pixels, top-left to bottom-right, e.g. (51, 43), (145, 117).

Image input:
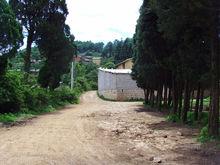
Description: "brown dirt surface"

(0, 91), (219, 165)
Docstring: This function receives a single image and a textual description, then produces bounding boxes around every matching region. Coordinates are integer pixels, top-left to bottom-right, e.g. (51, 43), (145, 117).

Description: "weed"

(166, 114), (180, 123)
(0, 113), (17, 123)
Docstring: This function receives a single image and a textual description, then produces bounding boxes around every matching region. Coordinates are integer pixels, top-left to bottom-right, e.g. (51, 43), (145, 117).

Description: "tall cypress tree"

(132, 0), (167, 108)
(36, 0), (76, 90)
(151, 0), (211, 122)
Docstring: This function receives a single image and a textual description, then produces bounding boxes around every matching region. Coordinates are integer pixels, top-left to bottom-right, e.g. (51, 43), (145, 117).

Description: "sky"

(66, 0), (143, 43)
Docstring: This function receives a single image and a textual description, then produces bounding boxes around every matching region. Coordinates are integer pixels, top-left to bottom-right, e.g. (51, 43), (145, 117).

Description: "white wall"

(98, 69), (144, 101)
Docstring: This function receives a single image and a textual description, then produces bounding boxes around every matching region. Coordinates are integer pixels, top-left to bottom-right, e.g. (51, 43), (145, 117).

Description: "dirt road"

(0, 91), (219, 165)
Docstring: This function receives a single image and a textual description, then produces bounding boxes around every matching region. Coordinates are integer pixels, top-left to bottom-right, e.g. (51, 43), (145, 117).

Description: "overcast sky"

(66, 0), (142, 43)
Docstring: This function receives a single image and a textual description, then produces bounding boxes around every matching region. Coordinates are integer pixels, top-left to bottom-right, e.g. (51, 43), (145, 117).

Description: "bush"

(75, 76), (91, 92)
(0, 71), (80, 117)
(0, 67), (86, 124)
(23, 86), (80, 112)
(23, 87), (50, 110)
(0, 113), (17, 123)
(166, 114), (180, 123)
(187, 112), (209, 126)
(74, 63), (98, 91)
(0, 71), (24, 113)
(187, 112), (195, 125)
(51, 86), (79, 105)
(198, 126), (210, 143)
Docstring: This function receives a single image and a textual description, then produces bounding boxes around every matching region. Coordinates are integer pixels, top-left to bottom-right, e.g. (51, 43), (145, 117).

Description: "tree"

(9, 0), (46, 73)
(0, 0), (23, 75)
(102, 42), (113, 58)
(37, 0), (76, 90)
(132, 0), (216, 126)
(10, 47), (44, 72)
(208, 0), (220, 136)
(150, 0), (211, 122)
(132, 0), (167, 108)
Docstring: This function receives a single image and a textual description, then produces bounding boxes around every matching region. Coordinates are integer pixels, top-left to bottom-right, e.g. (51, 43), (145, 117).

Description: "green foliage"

(132, 0), (167, 98)
(0, 0), (23, 74)
(85, 51), (101, 57)
(37, 1), (76, 90)
(23, 85), (80, 113)
(200, 112), (209, 126)
(0, 113), (35, 124)
(23, 87), (50, 110)
(0, 71), (80, 123)
(198, 126), (212, 143)
(9, 0), (46, 33)
(186, 112), (208, 126)
(166, 111), (209, 128)
(51, 86), (79, 105)
(0, 71), (24, 113)
(166, 114), (180, 123)
(102, 38), (133, 64)
(0, 0), (23, 55)
(75, 41), (104, 53)
(100, 57), (116, 69)
(73, 63), (98, 91)
(74, 77), (91, 92)
(9, 0), (47, 73)
(0, 113), (17, 123)
(131, 0), (219, 137)
(10, 47), (45, 72)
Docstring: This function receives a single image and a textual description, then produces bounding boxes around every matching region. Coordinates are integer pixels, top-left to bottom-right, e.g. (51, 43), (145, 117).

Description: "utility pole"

(70, 61), (74, 90)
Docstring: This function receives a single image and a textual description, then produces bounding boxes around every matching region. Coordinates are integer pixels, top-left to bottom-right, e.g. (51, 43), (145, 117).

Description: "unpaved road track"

(0, 91), (219, 165)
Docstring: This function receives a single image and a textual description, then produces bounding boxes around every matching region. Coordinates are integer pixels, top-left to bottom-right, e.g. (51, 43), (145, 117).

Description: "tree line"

(132, 0), (220, 137)
(75, 38), (134, 65)
(75, 41), (104, 54)
(102, 38), (133, 64)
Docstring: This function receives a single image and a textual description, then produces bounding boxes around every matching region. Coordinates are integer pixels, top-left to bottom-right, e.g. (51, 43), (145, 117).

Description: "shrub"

(75, 77), (91, 92)
(23, 87), (50, 110)
(0, 70), (81, 123)
(0, 71), (24, 113)
(199, 112), (209, 126)
(0, 113), (17, 123)
(166, 114), (180, 123)
(187, 112), (209, 126)
(51, 86), (79, 105)
(187, 112), (195, 125)
(198, 126), (211, 143)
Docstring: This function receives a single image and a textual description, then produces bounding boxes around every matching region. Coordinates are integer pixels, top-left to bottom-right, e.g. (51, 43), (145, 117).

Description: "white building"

(98, 68), (144, 101)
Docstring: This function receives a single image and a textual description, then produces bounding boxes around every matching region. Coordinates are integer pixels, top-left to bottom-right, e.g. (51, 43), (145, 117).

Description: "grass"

(0, 101), (70, 124)
(166, 112), (220, 144)
(197, 126), (220, 143)
(0, 113), (18, 123)
(0, 113), (35, 124)
(166, 114), (181, 123)
(166, 111), (209, 126)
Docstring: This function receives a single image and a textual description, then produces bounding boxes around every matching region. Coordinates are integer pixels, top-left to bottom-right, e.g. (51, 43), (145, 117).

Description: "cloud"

(66, 0), (142, 43)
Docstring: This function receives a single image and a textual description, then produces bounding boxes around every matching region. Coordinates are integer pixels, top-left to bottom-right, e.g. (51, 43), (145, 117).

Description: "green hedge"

(0, 71), (80, 116)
